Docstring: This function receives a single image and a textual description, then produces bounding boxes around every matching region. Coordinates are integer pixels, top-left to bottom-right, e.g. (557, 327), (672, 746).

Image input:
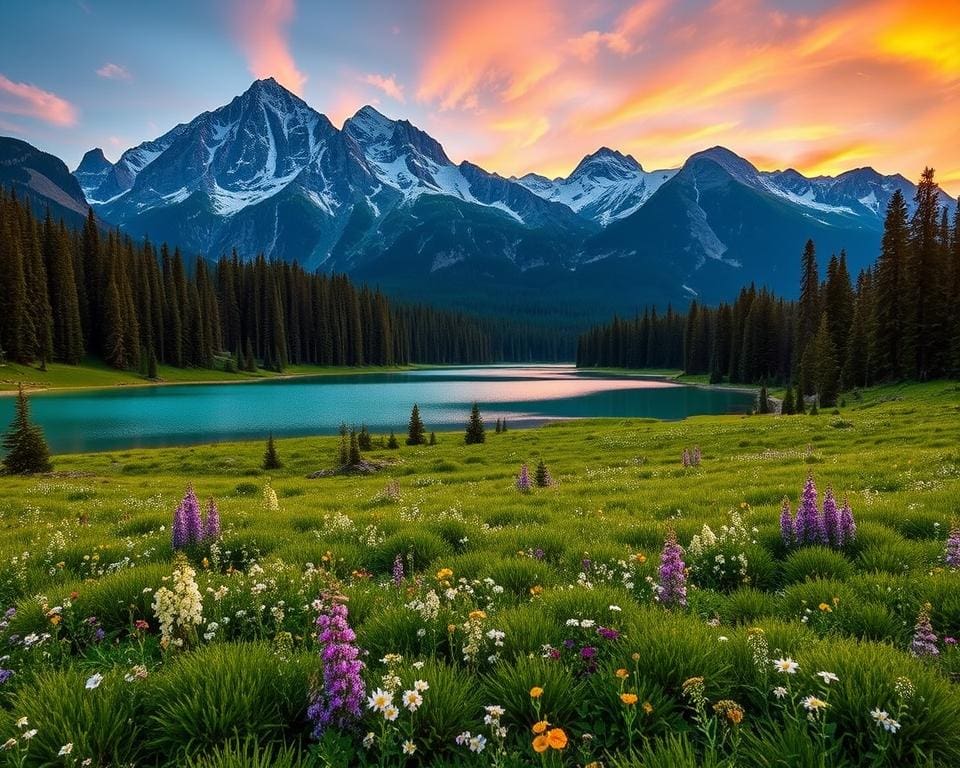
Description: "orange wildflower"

(546, 728), (568, 750)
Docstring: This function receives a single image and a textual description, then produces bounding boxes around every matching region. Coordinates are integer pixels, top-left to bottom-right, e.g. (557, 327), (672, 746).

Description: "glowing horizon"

(1, 0), (958, 194)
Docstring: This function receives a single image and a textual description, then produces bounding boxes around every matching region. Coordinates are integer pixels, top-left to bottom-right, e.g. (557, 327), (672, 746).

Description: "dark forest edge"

(0, 189), (569, 381)
(577, 168), (960, 406)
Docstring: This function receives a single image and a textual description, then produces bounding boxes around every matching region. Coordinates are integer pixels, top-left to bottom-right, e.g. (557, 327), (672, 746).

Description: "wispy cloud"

(0, 73), (77, 126)
(229, 0), (306, 95)
(361, 73), (405, 102)
(96, 62), (132, 81)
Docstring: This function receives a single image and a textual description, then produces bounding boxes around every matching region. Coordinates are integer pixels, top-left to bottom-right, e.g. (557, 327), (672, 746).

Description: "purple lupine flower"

(533, 548), (545, 561)
(308, 596), (366, 738)
(516, 463), (532, 493)
(780, 497), (794, 548)
(0, 669), (13, 685)
(795, 474), (824, 545)
(837, 498), (856, 548)
(910, 603), (939, 657)
(946, 520), (960, 568)
(656, 530), (687, 608)
(682, 449), (691, 468)
(597, 626), (620, 641)
(692, 446), (702, 467)
(202, 497), (221, 541)
(173, 486), (202, 549)
(580, 645), (597, 660)
(581, 558), (592, 573)
(392, 553), (405, 586)
(822, 488), (840, 547)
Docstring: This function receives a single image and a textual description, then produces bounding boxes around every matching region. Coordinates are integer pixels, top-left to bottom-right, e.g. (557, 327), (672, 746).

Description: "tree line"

(577, 168), (960, 404)
(0, 190), (568, 371)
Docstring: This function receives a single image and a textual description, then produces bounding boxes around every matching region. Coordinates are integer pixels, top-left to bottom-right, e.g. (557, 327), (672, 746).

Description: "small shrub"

(782, 546), (853, 584)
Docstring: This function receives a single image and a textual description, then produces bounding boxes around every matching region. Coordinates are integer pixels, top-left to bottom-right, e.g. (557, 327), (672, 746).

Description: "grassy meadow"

(1, 381), (960, 766)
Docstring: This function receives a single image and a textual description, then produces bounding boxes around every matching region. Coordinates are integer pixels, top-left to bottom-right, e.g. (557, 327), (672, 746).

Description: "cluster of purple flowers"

(910, 603), (939, 658)
(548, 624), (621, 676)
(516, 463), (532, 493)
(780, 475), (855, 549)
(392, 553), (405, 586)
(945, 520), (960, 568)
(172, 487), (221, 549)
(681, 446), (702, 468)
(656, 530), (687, 608)
(308, 596), (366, 738)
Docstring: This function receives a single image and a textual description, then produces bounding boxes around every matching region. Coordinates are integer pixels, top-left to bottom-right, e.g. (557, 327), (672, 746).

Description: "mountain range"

(4, 78), (956, 325)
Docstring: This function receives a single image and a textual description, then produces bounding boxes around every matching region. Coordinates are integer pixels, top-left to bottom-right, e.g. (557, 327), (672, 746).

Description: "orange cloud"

(361, 73), (405, 102)
(0, 73), (77, 126)
(230, 0), (306, 95)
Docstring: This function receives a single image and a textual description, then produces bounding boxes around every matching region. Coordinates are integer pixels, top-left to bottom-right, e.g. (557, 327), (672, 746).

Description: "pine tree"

(465, 402), (486, 444)
(103, 275), (128, 369)
(358, 425), (372, 451)
(429, 431), (437, 446)
(2, 385), (51, 474)
(809, 314), (839, 407)
(349, 430), (362, 465)
(794, 381), (805, 415)
(387, 431), (399, 449)
(534, 458), (553, 488)
(797, 239), (821, 364)
(501, 418), (507, 433)
(263, 433), (282, 470)
(147, 350), (159, 380)
(406, 404), (426, 446)
(824, 252), (854, 374)
(909, 168), (949, 379)
(758, 383), (770, 414)
(781, 384), (795, 415)
(495, 418), (502, 434)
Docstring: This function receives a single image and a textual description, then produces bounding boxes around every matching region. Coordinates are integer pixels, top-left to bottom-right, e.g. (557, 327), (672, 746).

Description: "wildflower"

(362, 732), (376, 749)
(910, 603), (939, 657)
(307, 597), (365, 738)
(838, 498), (856, 547)
(469, 733), (487, 752)
(822, 488), (840, 547)
(945, 520), (960, 568)
(22, 730), (36, 740)
(818, 602), (832, 613)
(871, 709), (901, 733)
(202, 496), (221, 541)
(15, 718), (27, 729)
(713, 699), (745, 725)
(532, 720), (549, 734)
(172, 486), (202, 549)
(413, 679), (429, 692)
(392, 553), (404, 586)
(0, 669), (13, 685)
(795, 473), (824, 545)
(85, 672), (103, 690)
(682, 448), (691, 468)
(2, 739), (15, 751)
(59, 743), (74, 756)
(530, 686), (544, 698)
(532, 735), (550, 753)
(642, 701), (654, 714)
(773, 686), (787, 699)
(152, 555), (204, 650)
(598, 626), (620, 641)
(383, 705), (400, 721)
(655, 529), (687, 608)
(773, 657), (799, 674)
(262, 483), (279, 512)
(530, 584), (544, 597)
(816, 671), (839, 685)
(779, 497), (794, 547)
(402, 740), (416, 755)
(516, 463), (532, 493)
(615, 668), (629, 679)
(546, 728), (568, 750)
(469, 609), (487, 621)
(621, 693), (638, 705)
(436, 567), (453, 581)
(402, 689), (424, 712)
(633, 553), (647, 564)
(802, 695), (828, 713)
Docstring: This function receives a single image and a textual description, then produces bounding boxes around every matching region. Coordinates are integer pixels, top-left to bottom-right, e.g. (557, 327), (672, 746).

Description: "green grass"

(1, 380), (959, 766)
(0, 358), (415, 393)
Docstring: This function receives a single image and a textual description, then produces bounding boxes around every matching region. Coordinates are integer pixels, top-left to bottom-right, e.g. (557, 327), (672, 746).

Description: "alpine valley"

(8, 77), (956, 326)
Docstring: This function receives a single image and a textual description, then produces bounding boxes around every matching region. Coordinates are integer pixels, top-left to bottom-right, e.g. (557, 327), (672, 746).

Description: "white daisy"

(773, 657), (799, 674)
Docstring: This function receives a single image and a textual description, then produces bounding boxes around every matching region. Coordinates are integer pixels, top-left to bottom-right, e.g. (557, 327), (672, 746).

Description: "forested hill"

(578, 168), (960, 403)
(0, 190), (569, 375)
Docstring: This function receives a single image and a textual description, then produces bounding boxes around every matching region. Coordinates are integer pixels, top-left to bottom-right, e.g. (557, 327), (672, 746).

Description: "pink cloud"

(96, 63), (132, 81)
(0, 73), (77, 126)
(361, 73), (405, 102)
(229, 0), (306, 94)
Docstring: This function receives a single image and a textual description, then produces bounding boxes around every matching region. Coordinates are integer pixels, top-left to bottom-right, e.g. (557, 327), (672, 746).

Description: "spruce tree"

(758, 383), (769, 414)
(429, 431), (436, 446)
(406, 404), (426, 446)
(798, 239), (821, 360)
(349, 430), (362, 465)
(263, 433), (282, 470)
(810, 315), (839, 407)
(781, 384), (795, 415)
(534, 458), (553, 488)
(794, 381), (805, 415)
(495, 418), (502, 434)
(387, 431), (399, 449)
(2, 385), (51, 474)
(465, 402), (486, 445)
(501, 418), (507, 433)
(358, 425), (372, 451)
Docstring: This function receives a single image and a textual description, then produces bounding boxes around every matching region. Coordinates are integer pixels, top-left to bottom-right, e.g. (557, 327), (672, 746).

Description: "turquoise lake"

(1, 366), (756, 453)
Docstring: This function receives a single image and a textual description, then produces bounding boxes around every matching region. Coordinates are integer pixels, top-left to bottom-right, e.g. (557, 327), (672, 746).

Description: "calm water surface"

(1, 366), (755, 453)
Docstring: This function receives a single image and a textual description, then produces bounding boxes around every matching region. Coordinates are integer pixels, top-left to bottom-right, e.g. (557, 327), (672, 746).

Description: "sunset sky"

(2, 0), (959, 193)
